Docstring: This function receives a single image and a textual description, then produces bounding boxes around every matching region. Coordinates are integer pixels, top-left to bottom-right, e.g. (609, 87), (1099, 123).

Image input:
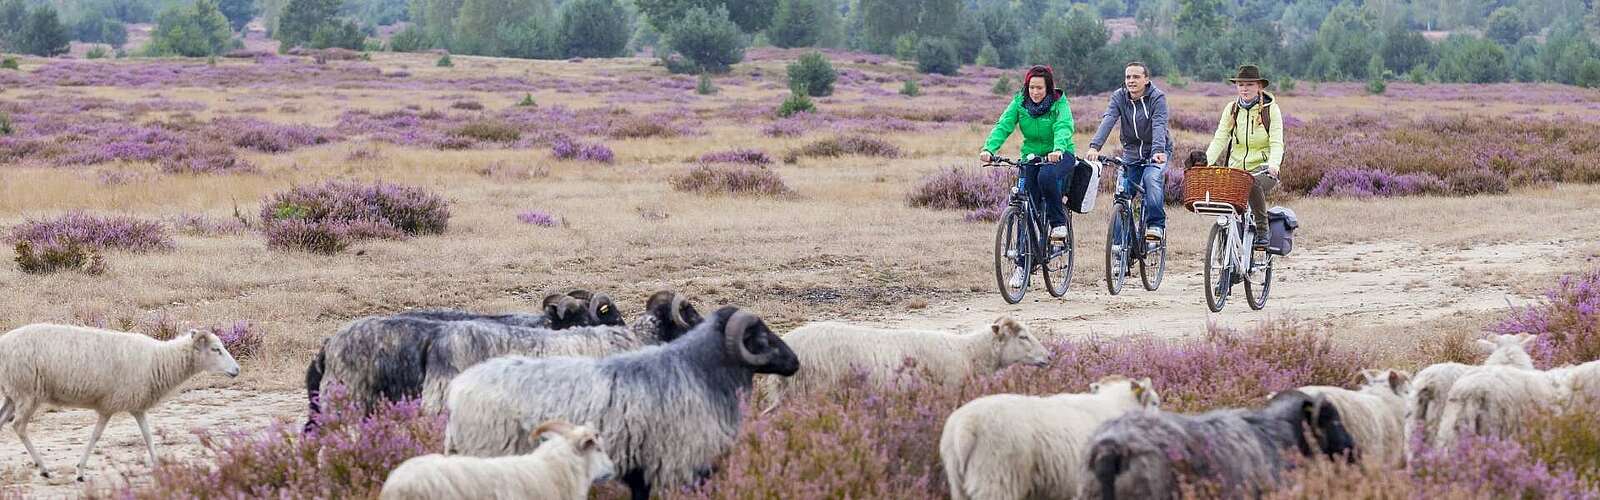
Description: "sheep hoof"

(39, 470), (50, 479)
(76, 475), (85, 483)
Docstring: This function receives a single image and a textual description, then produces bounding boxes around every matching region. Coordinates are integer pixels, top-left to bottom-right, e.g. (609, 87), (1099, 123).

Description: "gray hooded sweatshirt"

(1088, 83), (1172, 164)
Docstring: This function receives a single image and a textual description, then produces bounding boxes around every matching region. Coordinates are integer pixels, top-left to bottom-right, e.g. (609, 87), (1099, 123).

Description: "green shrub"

(697, 73), (718, 95)
(86, 45), (110, 59)
(517, 93), (537, 106)
(776, 91), (814, 118)
(991, 74), (1013, 96)
(436, 53), (452, 67)
(915, 37), (959, 75)
(787, 51), (835, 97)
(900, 79), (920, 97)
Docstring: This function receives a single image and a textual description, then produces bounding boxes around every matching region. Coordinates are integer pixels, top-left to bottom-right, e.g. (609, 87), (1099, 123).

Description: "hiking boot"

(1050, 225), (1070, 241)
(1008, 267), (1027, 289)
(1145, 226), (1164, 241)
(1253, 233), (1269, 249)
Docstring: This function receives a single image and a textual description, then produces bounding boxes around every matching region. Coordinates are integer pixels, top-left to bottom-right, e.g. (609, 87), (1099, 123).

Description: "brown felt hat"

(1227, 65), (1269, 87)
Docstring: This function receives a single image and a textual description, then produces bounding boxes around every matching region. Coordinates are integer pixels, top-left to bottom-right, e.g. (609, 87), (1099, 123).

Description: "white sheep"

(1434, 364), (1567, 448)
(0, 324), (241, 481)
(1295, 369), (1411, 465)
(1404, 333), (1536, 460)
(762, 317), (1048, 412)
(939, 375), (1160, 500)
(380, 420), (614, 500)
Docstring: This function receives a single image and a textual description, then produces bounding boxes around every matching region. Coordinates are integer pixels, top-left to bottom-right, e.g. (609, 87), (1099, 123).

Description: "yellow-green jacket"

(1205, 91), (1284, 173)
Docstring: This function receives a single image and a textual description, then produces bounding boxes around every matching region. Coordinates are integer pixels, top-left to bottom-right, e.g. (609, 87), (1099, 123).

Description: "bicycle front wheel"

(1105, 202), (1130, 295)
(1042, 215), (1073, 297)
(1140, 223), (1167, 291)
(1203, 222), (1231, 312)
(994, 206), (1030, 304)
(1246, 247), (1272, 310)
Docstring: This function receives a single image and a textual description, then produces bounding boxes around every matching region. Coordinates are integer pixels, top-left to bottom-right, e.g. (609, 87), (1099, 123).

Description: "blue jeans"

(1118, 159), (1166, 230)
(1021, 161), (1070, 229)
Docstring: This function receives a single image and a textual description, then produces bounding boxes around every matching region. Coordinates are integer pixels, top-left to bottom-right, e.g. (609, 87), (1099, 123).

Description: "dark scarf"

(1021, 90), (1061, 117)
(1238, 95), (1261, 110)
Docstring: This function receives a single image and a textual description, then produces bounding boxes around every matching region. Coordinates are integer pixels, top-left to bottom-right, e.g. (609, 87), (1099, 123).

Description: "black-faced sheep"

(1080, 390), (1357, 500)
(1404, 333), (1537, 459)
(939, 376), (1160, 500)
(1295, 369), (1411, 466)
(762, 317), (1048, 412)
(303, 291), (700, 426)
(379, 420), (614, 500)
(443, 306), (800, 500)
(397, 289), (621, 329)
(0, 324), (240, 481)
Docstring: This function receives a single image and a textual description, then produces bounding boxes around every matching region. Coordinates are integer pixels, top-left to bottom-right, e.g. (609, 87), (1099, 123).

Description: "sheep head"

(718, 307), (799, 376)
(187, 329), (241, 378)
(990, 317), (1049, 368)
(1090, 375), (1162, 409)
(544, 294), (587, 329)
(1269, 390), (1357, 463)
(1478, 333), (1536, 369)
(647, 290), (704, 343)
(588, 293), (625, 327)
(1356, 369), (1412, 396)
(531, 420), (615, 483)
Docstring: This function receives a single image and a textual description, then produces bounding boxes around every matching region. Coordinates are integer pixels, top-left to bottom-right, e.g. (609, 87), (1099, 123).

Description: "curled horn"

(530, 419), (576, 441)
(722, 309), (770, 365)
(589, 293), (613, 320)
(556, 295), (581, 319)
(669, 292), (689, 328)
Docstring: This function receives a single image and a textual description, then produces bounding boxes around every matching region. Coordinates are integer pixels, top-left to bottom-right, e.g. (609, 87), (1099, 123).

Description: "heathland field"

(2, 49), (1600, 498)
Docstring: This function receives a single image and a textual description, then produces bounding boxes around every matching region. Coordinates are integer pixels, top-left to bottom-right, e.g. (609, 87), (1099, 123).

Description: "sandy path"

(0, 239), (1572, 498)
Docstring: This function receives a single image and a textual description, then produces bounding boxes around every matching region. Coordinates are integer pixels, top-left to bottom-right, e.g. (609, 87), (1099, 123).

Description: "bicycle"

(1187, 168), (1275, 312)
(985, 155), (1074, 304)
(1098, 157), (1166, 295)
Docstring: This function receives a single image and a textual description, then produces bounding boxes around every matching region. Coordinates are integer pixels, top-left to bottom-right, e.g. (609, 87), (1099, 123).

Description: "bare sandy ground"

(0, 237), (1580, 498)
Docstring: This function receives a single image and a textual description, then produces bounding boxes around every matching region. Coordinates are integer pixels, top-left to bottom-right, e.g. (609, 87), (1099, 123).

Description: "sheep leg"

(74, 413), (112, 482)
(132, 411), (158, 466)
(12, 403), (49, 478)
(622, 468), (651, 500)
(0, 397), (13, 424)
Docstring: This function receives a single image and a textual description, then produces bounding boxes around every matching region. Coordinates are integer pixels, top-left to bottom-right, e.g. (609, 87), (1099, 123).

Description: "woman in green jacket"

(1205, 64), (1284, 249)
(978, 65), (1075, 290)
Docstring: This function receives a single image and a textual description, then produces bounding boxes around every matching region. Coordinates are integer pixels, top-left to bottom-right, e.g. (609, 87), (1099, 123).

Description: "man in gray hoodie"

(1086, 61), (1172, 242)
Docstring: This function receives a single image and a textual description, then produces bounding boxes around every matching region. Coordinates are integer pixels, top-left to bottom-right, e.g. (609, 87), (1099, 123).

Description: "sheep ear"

(991, 322), (1002, 338)
(1387, 370), (1412, 393)
(1517, 333), (1536, 347)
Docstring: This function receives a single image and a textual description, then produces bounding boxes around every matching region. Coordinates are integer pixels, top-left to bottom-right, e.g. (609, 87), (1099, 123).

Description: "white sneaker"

(1145, 227), (1164, 241)
(1008, 268), (1027, 289)
(1050, 225), (1069, 240)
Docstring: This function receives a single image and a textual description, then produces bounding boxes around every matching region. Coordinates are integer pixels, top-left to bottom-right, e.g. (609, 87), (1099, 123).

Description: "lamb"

(379, 420), (614, 500)
(762, 317), (1048, 412)
(1080, 390), (1356, 500)
(1434, 364), (1568, 448)
(1403, 333), (1537, 459)
(939, 376), (1160, 500)
(0, 324), (240, 481)
(304, 290), (701, 425)
(443, 306), (800, 500)
(1295, 369), (1411, 466)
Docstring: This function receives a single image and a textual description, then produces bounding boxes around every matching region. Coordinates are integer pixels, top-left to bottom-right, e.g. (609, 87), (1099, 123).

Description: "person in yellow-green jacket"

(1205, 64), (1284, 249)
(978, 65), (1075, 290)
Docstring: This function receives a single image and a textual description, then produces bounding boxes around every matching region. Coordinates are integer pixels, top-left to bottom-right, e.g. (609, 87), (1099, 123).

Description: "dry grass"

(4, 52), (1600, 395)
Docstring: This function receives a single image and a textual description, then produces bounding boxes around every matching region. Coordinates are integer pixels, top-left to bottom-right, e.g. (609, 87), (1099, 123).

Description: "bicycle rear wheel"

(994, 206), (1030, 304)
(1042, 215), (1073, 297)
(1245, 247), (1272, 310)
(1105, 202), (1130, 295)
(1203, 222), (1230, 312)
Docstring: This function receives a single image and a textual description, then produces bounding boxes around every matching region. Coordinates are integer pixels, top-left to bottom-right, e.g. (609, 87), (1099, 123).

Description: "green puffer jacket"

(982, 92), (1075, 158)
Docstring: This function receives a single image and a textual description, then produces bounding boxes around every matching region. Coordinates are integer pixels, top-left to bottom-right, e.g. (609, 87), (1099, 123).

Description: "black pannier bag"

(1267, 206), (1298, 256)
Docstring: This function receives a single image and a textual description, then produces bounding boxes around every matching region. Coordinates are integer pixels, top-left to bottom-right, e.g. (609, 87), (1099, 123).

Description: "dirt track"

(0, 238), (1580, 498)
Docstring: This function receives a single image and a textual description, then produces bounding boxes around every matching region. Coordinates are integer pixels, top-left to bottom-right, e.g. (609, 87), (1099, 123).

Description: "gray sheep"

(0, 324), (240, 481)
(443, 306), (800, 500)
(1081, 390), (1357, 500)
(304, 290), (701, 427)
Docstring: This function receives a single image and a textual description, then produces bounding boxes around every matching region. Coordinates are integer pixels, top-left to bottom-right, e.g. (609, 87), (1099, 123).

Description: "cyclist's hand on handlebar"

(1047, 151), (1063, 163)
(979, 151), (992, 163)
(1152, 152), (1167, 164)
(1268, 164), (1280, 178)
(1084, 148), (1100, 162)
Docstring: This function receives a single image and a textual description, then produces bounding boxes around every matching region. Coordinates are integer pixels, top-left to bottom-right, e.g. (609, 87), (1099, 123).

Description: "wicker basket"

(1182, 167), (1254, 214)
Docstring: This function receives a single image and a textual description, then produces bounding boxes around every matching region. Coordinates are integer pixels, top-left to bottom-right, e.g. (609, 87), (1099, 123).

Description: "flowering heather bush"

(609, 115), (683, 139)
(478, 160), (549, 180)
(207, 321), (264, 360)
(698, 149), (773, 165)
(782, 136), (901, 163)
(671, 164), (795, 197)
(1445, 167), (1510, 196)
(1494, 268), (1600, 368)
(207, 117), (338, 153)
(906, 167), (1014, 223)
(1169, 110), (1216, 133)
(1308, 167), (1448, 198)
(8, 212), (175, 253)
(551, 137), (614, 163)
(111, 384), (445, 499)
(157, 141), (260, 175)
(259, 181), (450, 253)
(449, 100), (484, 111)
(516, 210), (561, 227)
